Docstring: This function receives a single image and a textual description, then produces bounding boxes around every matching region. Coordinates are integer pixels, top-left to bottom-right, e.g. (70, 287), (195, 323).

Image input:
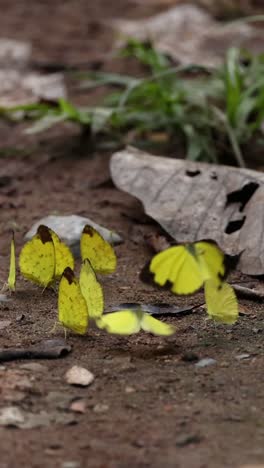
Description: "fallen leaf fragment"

(65, 365), (94, 387)
(0, 339), (71, 362)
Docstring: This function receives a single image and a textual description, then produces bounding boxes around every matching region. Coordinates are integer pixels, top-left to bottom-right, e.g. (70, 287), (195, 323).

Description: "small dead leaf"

(65, 366), (94, 387)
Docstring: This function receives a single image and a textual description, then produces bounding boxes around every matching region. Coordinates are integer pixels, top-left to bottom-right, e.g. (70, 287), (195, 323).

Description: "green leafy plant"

(3, 40), (264, 166)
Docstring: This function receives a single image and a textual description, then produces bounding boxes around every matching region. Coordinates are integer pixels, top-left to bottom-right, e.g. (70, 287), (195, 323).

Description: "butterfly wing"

(204, 280), (238, 324)
(196, 242), (225, 285)
(141, 313), (176, 336)
(96, 310), (141, 335)
(48, 228), (74, 279)
(58, 267), (88, 334)
(79, 258), (104, 319)
(80, 225), (117, 274)
(150, 245), (203, 295)
(7, 232), (16, 291)
(19, 225), (55, 287)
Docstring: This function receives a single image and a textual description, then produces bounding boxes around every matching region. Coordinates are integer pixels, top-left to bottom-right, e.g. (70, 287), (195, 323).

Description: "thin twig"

(233, 284), (264, 301)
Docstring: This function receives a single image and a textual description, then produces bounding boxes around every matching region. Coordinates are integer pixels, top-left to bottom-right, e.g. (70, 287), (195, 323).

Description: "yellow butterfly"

(79, 258), (104, 320)
(205, 280), (238, 324)
(149, 241), (225, 295)
(58, 267), (88, 334)
(80, 225), (117, 274)
(19, 225), (74, 287)
(49, 229), (74, 278)
(58, 259), (104, 334)
(96, 309), (175, 336)
(7, 232), (16, 291)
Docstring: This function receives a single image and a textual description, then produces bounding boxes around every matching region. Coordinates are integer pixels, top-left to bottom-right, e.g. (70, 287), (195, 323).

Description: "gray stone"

(65, 365), (94, 387)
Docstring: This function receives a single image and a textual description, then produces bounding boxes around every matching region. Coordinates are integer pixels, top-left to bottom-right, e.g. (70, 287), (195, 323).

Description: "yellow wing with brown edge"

(58, 267), (88, 334)
(80, 225), (117, 274)
(19, 225), (55, 287)
(48, 228), (74, 279)
(150, 241), (225, 295)
(150, 245), (203, 294)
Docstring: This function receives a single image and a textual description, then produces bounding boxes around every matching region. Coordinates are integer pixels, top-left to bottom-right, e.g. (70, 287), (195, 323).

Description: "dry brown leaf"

(111, 147), (264, 275)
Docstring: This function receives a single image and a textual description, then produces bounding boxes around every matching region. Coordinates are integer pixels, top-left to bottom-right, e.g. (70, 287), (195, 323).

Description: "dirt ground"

(0, 1), (264, 467)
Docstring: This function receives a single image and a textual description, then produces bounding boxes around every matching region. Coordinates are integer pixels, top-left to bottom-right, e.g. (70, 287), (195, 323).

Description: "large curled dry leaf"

(111, 147), (264, 276)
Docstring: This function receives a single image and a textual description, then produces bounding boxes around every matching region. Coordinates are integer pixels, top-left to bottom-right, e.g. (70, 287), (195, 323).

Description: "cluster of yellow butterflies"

(150, 241), (239, 324)
(6, 224), (176, 336)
